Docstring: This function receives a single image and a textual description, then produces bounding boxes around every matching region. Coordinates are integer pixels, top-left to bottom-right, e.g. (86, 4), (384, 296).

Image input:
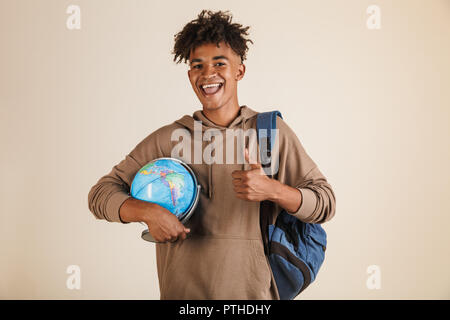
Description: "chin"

(202, 101), (223, 111)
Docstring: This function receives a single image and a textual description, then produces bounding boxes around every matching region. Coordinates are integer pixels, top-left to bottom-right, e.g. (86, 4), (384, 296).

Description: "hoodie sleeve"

(87, 125), (170, 223)
(275, 117), (336, 224)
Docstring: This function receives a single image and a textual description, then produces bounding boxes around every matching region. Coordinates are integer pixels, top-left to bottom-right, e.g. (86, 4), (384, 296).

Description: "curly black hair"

(172, 10), (254, 65)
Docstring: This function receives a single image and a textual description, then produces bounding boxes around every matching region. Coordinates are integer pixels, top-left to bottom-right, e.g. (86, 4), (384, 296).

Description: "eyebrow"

(190, 55), (229, 64)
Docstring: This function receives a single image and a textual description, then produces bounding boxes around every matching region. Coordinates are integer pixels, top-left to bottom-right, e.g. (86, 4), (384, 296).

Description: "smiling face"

(188, 41), (245, 114)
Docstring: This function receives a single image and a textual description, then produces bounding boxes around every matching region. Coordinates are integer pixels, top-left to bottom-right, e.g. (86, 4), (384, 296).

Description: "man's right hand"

(144, 203), (190, 242)
(119, 197), (190, 243)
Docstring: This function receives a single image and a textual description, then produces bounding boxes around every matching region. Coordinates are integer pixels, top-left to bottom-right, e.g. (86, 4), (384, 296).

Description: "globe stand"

(141, 228), (157, 242)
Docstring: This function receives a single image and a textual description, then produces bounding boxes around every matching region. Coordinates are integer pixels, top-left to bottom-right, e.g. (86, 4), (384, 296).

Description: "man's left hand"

(231, 148), (276, 202)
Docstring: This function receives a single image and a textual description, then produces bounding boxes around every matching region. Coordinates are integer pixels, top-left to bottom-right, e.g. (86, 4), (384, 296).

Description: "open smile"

(199, 82), (224, 97)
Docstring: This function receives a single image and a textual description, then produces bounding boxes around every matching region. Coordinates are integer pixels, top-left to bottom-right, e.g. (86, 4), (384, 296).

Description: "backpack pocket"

(266, 214), (312, 300)
(304, 223), (327, 280)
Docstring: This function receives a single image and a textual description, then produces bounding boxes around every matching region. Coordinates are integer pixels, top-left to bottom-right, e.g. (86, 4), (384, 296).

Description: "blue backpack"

(256, 111), (328, 300)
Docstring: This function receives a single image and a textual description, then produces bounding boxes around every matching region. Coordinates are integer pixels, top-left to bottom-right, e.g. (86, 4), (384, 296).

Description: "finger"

(234, 190), (248, 196)
(232, 178), (243, 186)
(235, 192), (244, 199)
(235, 193), (250, 201)
(245, 148), (262, 170)
(232, 181), (242, 188)
(170, 234), (179, 242)
(231, 170), (244, 178)
(244, 147), (250, 163)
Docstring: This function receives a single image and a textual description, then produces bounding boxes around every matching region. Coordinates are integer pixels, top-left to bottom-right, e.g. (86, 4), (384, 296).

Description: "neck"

(202, 100), (241, 127)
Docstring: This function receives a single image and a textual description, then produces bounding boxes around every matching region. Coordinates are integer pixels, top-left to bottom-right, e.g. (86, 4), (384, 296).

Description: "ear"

(236, 63), (246, 81)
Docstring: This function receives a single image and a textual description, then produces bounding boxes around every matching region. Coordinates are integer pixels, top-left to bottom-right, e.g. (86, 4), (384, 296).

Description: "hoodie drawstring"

(207, 120), (245, 199)
(242, 120), (246, 171)
(208, 164), (212, 199)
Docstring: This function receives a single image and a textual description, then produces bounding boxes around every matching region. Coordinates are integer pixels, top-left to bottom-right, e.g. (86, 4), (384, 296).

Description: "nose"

(201, 64), (217, 79)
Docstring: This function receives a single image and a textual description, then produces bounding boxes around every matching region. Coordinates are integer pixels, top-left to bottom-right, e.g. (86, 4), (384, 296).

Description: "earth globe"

(130, 157), (201, 242)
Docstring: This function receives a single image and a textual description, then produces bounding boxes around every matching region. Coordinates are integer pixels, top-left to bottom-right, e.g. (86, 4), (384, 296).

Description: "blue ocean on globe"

(130, 158), (196, 218)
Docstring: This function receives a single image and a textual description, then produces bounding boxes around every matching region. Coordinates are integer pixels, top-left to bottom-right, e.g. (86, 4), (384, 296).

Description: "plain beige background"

(1, 0), (449, 299)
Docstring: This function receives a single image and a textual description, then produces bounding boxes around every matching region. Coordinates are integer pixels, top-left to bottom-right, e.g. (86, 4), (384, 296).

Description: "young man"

(88, 10), (336, 299)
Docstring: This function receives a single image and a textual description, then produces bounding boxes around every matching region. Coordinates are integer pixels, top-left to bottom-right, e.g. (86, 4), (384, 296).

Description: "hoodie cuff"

(289, 188), (317, 222)
(106, 192), (132, 223)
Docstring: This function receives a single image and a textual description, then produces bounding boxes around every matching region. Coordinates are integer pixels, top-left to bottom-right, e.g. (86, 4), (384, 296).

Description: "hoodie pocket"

(250, 239), (272, 294)
(159, 237), (273, 299)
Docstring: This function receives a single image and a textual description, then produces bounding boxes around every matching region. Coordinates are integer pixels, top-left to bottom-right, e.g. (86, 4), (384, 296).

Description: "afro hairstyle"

(172, 10), (254, 65)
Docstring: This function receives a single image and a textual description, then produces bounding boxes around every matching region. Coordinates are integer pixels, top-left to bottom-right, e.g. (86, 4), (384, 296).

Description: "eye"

(192, 65), (202, 69)
(215, 62), (225, 67)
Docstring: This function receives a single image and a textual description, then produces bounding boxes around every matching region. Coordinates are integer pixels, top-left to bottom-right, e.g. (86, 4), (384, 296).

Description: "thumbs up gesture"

(231, 148), (275, 202)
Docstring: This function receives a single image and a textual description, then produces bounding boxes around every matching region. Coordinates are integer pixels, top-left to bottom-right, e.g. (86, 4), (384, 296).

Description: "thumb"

(245, 147), (262, 170)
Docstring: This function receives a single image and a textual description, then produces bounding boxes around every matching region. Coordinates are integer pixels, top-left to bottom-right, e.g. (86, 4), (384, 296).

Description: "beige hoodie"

(88, 105), (336, 299)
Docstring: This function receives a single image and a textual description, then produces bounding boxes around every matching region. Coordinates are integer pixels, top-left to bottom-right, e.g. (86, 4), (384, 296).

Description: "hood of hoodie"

(174, 105), (259, 199)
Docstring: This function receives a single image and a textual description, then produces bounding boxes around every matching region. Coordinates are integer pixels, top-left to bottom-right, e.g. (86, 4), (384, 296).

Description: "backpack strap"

(256, 111), (283, 171)
(256, 110), (283, 256)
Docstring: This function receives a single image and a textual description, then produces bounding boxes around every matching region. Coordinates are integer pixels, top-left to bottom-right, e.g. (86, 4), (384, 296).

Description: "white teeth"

(202, 83), (222, 89)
